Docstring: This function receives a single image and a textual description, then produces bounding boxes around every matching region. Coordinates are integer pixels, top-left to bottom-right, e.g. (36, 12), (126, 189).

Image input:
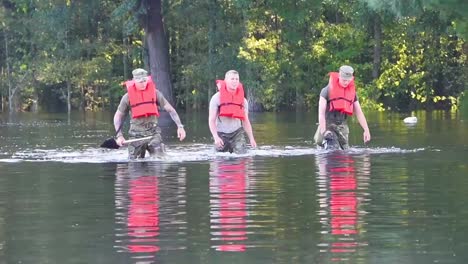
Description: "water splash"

(0, 144), (429, 163)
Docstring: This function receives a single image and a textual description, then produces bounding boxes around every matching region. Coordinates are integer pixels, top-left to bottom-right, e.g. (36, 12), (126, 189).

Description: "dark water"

(0, 110), (467, 264)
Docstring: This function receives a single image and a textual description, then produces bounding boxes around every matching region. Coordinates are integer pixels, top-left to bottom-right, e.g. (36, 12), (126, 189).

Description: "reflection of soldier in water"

(315, 153), (370, 262)
(209, 158), (253, 252)
(114, 162), (186, 262)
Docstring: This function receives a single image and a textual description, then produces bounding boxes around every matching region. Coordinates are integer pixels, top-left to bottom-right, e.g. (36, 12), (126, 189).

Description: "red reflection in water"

(330, 155), (357, 254)
(210, 159), (248, 252)
(317, 153), (367, 261)
(127, 176), (160, 256)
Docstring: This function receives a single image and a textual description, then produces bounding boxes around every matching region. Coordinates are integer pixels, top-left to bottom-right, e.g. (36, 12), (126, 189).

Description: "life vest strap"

(130, 100), (156, 108)
(219, 102), (244, 108)
(328, 97), (354, 104)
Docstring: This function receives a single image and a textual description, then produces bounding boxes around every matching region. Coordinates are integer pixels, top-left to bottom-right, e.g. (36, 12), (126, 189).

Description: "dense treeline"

(0, 0), (466, 113)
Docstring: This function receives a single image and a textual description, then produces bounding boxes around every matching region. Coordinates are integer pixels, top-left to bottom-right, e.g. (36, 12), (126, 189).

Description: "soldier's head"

(224, 70), (240, 91)
(338, 65), (354, 87)
(132, 68), (149, 90)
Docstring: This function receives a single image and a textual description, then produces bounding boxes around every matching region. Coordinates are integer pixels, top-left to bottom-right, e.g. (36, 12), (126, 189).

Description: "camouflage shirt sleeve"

(320, 85), (329, 100)
(117, 93), (130, 113)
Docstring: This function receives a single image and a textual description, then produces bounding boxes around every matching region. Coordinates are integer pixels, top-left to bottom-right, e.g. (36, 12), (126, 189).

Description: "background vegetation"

(0, 0), (466, 113)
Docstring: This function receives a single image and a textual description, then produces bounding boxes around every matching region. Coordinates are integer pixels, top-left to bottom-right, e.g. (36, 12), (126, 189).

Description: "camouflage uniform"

(127, 124), (165, 159)
(314, 117), (350, 150)
(217, 127), (247, 154)
(117, 90), (168, 159)
(209, 92), (249, 154)
(314, 85), (356, 150)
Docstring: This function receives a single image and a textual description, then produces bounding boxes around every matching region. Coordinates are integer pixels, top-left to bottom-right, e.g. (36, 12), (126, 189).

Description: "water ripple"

(0, 144), (428, 163)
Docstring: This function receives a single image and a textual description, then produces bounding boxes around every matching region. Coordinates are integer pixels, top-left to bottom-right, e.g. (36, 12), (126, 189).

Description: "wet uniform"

(314, 85), (358, 150)
(117, 90), (168, 159)
(209, 92), (249, 154)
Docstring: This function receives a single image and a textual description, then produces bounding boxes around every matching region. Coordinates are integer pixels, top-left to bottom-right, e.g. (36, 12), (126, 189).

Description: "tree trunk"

(8, 73), (29, 112)
(64, 28), (71, 114)
(145, 0), (174, 104)
(67, 80), (71, 113)
(372, 13), (382, 80)
(123, 36), (129, 79)
(207, 0), (219, 107)
(295, 84), (305, 112)
(4, 28), (15, 113)
(31, 72), (39, 112)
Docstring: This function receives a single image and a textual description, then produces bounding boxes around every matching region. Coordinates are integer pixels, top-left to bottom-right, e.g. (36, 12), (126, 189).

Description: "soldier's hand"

(363, 130), (371, 143)
(250, 139), (257, 148)
(177, 127), (186, 141)
(116, 135), (126, 146)
(214, 136), (224, 148)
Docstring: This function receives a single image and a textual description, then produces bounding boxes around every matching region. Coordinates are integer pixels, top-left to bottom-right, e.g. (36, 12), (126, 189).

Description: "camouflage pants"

(217, 128), (247, 154)
(314, 122), (350, 150)
(128, 126), (165, 159)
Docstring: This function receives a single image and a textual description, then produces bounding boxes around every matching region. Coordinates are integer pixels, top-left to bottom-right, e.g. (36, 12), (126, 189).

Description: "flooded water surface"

(0, 111), (467, 263)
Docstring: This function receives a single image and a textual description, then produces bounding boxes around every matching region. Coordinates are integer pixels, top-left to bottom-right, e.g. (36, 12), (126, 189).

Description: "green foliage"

(459, 91), (468, 113)
(112, 0), (140, 36)
(0, 0), (466, 113)
(374, 13), (466, 111)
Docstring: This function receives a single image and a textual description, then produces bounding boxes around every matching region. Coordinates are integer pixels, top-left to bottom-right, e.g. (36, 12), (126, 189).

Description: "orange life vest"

(217, 80), (245, 120)
(328, 72), (356, 115)
(125, 76), (159, 118)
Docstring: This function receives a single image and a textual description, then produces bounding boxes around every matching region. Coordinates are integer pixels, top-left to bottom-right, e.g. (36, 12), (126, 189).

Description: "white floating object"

(403, 116), (418, 124)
